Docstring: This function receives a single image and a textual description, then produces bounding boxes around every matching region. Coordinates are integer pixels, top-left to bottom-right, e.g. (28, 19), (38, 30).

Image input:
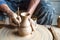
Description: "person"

(0, 0), (55, 25)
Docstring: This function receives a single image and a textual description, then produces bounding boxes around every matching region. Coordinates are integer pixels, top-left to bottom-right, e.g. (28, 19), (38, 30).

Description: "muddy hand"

(29, 18), (36, 31)
(11, 13), (21, 25)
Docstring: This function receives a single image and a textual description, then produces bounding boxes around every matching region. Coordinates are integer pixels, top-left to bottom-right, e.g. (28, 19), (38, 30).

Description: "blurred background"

(50, 0), (60, 25)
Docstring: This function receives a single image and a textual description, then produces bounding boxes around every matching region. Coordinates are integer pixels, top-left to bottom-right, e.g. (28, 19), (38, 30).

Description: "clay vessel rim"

(21, 12), (30, 17)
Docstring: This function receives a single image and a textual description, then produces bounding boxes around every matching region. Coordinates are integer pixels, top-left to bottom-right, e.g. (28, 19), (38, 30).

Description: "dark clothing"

(0, 0), (55, 25)
(33, 1), (55, 25)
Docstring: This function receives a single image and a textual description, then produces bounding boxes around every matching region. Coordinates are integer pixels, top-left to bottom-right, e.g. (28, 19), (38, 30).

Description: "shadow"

(0, 24), (18, 29)
(13, 31), (21, 37)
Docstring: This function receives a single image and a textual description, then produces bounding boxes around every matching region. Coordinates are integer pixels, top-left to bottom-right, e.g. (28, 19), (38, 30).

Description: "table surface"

(51, 26), (60, 40)
(0, 24), (53, 40)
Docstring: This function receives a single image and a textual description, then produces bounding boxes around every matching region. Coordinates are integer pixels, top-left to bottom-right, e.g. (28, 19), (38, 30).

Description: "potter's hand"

(10, 13), (21, 25)
(29, 18), (36, 31)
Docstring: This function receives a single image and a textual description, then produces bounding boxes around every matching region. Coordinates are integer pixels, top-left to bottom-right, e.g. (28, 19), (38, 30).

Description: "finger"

(29, 18), (36, 26)
(9, 18), (18, 26)
(29, 19), (36, 31)
(17, 16), (21, 23)
(13, 18), (20, 25)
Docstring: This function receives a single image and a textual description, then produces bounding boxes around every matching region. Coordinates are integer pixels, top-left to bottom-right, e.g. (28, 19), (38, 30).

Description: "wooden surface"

(51, 27), (60, 40)
(0, 24), (53, 40)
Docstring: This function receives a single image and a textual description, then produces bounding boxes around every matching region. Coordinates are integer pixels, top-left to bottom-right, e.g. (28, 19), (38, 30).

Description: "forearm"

(0, 4), (14, 17)
(27, 0), (40, 17)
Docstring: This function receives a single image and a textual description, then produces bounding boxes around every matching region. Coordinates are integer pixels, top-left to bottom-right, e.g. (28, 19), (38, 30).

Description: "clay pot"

(57, 16), (60, 28)
(18, 12), (32, 36)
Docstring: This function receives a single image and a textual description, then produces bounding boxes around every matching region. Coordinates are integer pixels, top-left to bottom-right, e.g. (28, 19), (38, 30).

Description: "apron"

(5, 0), (30, 12)
(0, 0), (55, 25)
(0, 0), (30, 21)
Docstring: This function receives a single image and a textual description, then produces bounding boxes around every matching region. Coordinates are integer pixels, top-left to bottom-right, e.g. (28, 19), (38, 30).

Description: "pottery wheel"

(0, 24), (53, 40)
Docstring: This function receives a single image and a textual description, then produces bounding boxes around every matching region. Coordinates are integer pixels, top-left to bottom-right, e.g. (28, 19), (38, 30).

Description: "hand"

(10, 13), (21, 25)
(29, 18), (37, 31)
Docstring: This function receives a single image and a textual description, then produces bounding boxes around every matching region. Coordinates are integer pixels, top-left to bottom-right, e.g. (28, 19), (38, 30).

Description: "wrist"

(6, 10), (15, 18)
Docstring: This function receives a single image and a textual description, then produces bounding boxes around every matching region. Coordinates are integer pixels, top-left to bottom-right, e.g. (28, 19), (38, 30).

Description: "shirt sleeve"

(0, 0), (6, 5)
